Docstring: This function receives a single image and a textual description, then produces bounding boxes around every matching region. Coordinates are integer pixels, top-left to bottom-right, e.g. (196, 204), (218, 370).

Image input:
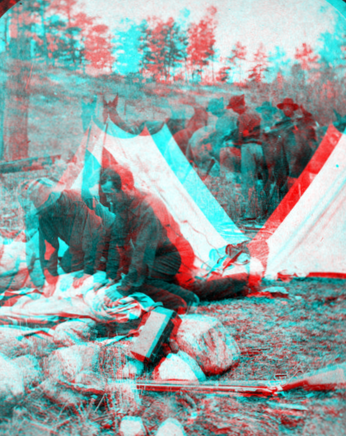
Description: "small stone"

(156, 418), (186, 436)
(153, 350), (206, 382)
(260, 287), (288, 297)
(100, 341), (144, 380)
(176, 314), (240, 375)
(45, 343), (100, 382)
(111, 380), (142, 415)
(119, 416), (147, 436)
(0, 352), (24, 415)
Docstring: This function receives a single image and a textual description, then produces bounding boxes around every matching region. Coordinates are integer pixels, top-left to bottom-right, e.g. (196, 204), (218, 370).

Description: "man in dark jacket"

(100, 166), (199, 314)
(20, 178), (106, 296)
(255, 101), (288, 213)
(225, 94), (265, 219)
(274, 98), (315, 188)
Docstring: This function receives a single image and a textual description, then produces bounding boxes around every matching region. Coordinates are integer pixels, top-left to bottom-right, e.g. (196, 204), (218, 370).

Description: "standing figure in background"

(297, 104), (318, 155)
(173, 96), (209, 156)
(275, 97), (300, 191)
(256, 101), (288, 214)
(225, 94), (265, 220)
(187, 98), (237, 178)
(275, 98), (315, 190)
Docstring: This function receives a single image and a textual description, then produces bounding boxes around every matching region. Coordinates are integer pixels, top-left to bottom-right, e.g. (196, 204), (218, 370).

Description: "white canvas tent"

(101, 119), (248, 270)
(51, 117), (258, 284)
(260, 128), (346, 279)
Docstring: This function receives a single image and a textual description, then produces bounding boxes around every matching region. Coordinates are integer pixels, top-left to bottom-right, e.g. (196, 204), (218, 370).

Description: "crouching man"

(100, 166), (199, 314)
(19, 178), (107, 296)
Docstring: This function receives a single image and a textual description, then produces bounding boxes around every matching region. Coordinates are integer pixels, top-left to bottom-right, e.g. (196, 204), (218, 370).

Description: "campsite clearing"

(135, 277), (346, 436)
(0, 274), (345, 435)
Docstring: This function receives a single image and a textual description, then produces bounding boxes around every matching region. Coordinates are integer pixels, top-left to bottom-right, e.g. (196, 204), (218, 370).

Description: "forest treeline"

(1, 2), (346, 84)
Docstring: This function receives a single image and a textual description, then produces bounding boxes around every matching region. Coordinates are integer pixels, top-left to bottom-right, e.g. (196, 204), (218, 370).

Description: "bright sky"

(79, 0), (344, 61)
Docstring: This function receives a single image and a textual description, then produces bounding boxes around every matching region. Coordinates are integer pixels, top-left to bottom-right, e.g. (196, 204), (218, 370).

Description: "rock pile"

(0, 313), (240, 434)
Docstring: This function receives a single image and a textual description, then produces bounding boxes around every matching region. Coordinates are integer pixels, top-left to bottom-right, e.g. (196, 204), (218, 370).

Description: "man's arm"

(106, 219), (124, 281)
(119, 207), (160, 293)
(82, 209), (106, 275)
(38, 219), (60, 279)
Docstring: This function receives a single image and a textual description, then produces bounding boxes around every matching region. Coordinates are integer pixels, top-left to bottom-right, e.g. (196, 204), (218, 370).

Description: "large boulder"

(175, 314), (240, 375)
(119, 416), (147, 436)
(44, 343), (101, 382)
(13, 355), (43, 390)
(156, 418), (186, 436)
(52, 319), (97, 347)
(153, 351), (206, 382)
(25, 333), (57, 358)
(0, 327), (31, 358)
(0, 232), (36, 291)
(0, 352), (25, 415)
(0, 327), (56, 358)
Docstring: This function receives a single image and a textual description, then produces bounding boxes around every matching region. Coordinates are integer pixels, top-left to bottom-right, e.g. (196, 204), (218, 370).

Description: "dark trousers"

(127, 250), (198, 314)
(59, 230), (111, 274)
(188, 272), (248, 301)
(140, 252), (248, 311)
(60, 247), (85, 273)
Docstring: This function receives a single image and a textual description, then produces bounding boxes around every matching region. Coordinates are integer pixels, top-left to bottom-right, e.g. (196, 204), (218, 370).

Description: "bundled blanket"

(0, 271), (161, 326)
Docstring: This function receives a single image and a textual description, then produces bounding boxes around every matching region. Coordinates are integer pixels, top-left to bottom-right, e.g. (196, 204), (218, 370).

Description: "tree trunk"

(2, 8), (31, 161)
(0, 60), (5, 160)
(3, 58), (31, 160)
(3, 13), (9, 52)
(39, 1), (49, 64)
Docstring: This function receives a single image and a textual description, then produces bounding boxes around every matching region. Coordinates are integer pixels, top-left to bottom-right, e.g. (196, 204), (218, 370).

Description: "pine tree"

(227, 41), (247, 83)
(113, 19), (143, 76)
(187, 6), (217, 82)
(48, 0), (81, 67)
(248, 43), (269, 83)
(83, 23), (114, 73)
(139, 17), (188, 81)
(138, 20), (151, 77)
(294, 43), (319, 71)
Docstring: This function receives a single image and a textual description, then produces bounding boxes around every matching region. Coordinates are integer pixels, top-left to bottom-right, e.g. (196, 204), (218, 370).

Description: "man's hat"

(256, 101), (279, 114)
(226, 94), (245, 110)
(19, 178), (64, 213)
(277, 98), (299, 111)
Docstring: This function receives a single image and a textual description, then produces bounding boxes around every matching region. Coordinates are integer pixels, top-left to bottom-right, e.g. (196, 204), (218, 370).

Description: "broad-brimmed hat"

(226, 94), (245, 110)
(277, 98), (299, 111)
(19, 178), (64, 214)
(256, 101), (279, 114)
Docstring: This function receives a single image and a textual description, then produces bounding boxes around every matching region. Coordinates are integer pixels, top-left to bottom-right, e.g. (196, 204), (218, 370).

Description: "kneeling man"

(100, 166), (198, 313)
(20, 178), (107, 296)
